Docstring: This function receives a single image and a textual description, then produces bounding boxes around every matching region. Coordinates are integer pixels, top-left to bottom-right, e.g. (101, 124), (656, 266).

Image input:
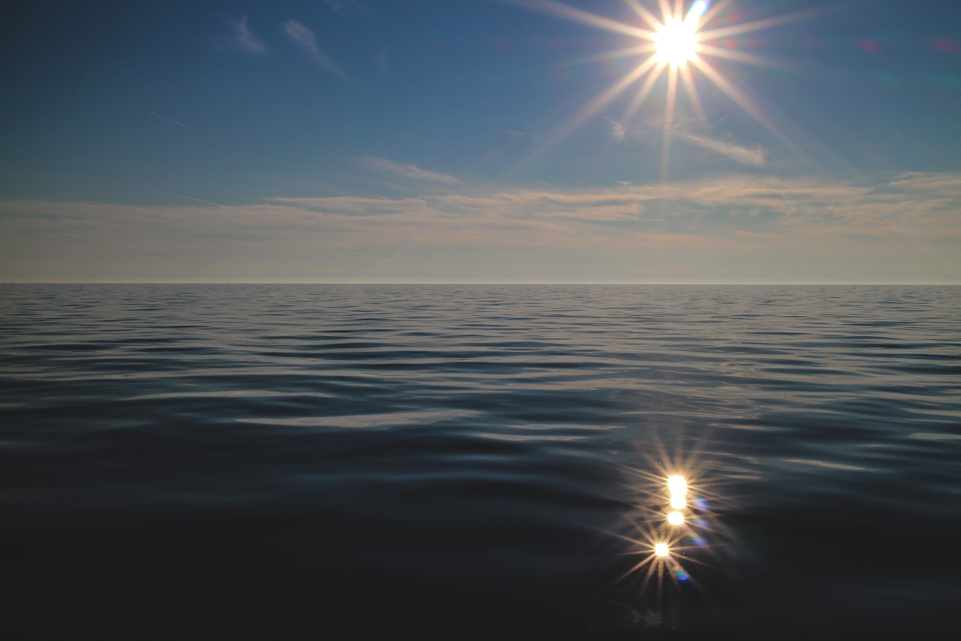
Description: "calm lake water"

(2, 284), (959, 639)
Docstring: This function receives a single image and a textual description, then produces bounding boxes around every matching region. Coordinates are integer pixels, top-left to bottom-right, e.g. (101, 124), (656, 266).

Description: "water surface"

(2, 284), (959, 638)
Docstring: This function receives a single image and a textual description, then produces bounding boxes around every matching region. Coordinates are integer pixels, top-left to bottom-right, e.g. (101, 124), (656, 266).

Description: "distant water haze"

(1, 284), (959, 639)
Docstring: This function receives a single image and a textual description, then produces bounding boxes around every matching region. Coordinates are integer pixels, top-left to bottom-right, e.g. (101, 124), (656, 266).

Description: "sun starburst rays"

(506, 0), (816, 177)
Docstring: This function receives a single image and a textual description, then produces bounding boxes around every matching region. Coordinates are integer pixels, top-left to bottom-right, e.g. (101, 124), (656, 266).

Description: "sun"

(508, 0), (814, 172)
(652, 14), (700, 67)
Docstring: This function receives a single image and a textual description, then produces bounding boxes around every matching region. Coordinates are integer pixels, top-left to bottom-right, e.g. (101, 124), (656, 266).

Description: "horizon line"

(2, 281), (958, 286)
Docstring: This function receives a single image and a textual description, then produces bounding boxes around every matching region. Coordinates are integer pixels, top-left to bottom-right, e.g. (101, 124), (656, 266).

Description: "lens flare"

(667, 511), (685, 525)
(667, 475), (687, 496)
(654, 542), (670, 557)
(670, 494), (687, 509)
(689, 0), (711, 21)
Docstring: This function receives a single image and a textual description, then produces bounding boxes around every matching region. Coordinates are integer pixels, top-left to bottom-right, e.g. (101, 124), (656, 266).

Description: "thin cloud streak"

(224, 16), (267, 54)
(678, 132), (767, 167)
(614, 121), (766, 167)
(362, 157), (460, 183)
(284, 20), (346, 79)
(148, 112), (186, 128)
(268, 196), (429, 215)
(153, 191), (229, 208)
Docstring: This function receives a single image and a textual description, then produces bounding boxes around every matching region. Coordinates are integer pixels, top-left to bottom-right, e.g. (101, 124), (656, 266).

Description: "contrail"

(148, 111), (186, 128)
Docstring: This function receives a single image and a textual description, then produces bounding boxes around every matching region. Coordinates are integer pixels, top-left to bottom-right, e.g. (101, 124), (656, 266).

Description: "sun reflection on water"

(606, 440), (740, 621)
(667, 475), (688, 496)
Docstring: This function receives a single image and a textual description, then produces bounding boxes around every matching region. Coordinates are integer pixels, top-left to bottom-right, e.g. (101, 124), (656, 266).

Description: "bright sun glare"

(514, 0), (812, 174)
(653, 16), (700, 66)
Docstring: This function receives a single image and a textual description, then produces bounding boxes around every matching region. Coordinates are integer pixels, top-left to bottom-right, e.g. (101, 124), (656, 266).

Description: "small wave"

(910, 432), (961, 441)
(236, 409), (479, 428)
(782, 458), (869, 471)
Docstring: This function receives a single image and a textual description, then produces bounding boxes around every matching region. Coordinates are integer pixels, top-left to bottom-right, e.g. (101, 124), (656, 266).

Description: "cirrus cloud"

(284, 19), (346, 80)
(677, 132), (767, 167)
(362, 157), (460, 184)
(219, 16), (268, 55)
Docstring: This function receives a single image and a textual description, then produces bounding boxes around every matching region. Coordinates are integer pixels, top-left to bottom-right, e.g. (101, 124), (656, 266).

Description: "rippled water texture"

(1, 285), (959, 639)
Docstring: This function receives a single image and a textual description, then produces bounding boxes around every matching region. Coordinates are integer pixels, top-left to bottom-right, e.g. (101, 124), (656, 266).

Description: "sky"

(1, 0), (959, 283)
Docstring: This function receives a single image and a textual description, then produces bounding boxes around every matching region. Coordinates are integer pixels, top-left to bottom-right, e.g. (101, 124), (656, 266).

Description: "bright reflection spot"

(608, 432), (742, 612)
(653, 17), (700, 67)
(667, 475), (688, 496)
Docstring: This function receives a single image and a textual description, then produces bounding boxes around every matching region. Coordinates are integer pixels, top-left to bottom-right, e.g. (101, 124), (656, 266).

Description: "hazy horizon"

(5, 279), (961, 285)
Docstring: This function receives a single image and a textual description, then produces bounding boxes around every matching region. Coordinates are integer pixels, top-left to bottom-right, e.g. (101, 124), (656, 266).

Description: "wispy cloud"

(221, 16), (267, 55)
(153, 191), (228, 208)
(147, 112), (186, 128)
(3, 172), (959, 282)
(362, 157), (460, 183)
(268, 196), (429, 216)
(678, 132), (767, 167)
(5, 173), (959, 243)
(284, 20), (346, 80)
(883, 172), (961, 193)
(607, 119), (626, 142)
(612, 121), (766, 167)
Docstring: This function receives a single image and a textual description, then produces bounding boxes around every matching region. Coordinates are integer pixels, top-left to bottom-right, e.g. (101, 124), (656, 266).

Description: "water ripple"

(1, 284), (959, 638)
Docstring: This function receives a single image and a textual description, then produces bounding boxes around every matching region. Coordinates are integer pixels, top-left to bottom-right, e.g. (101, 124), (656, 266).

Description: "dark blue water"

(2, 284), (959, 639)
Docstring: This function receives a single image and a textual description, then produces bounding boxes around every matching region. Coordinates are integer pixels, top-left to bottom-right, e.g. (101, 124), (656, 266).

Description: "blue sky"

(1, 0), (959, 282)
